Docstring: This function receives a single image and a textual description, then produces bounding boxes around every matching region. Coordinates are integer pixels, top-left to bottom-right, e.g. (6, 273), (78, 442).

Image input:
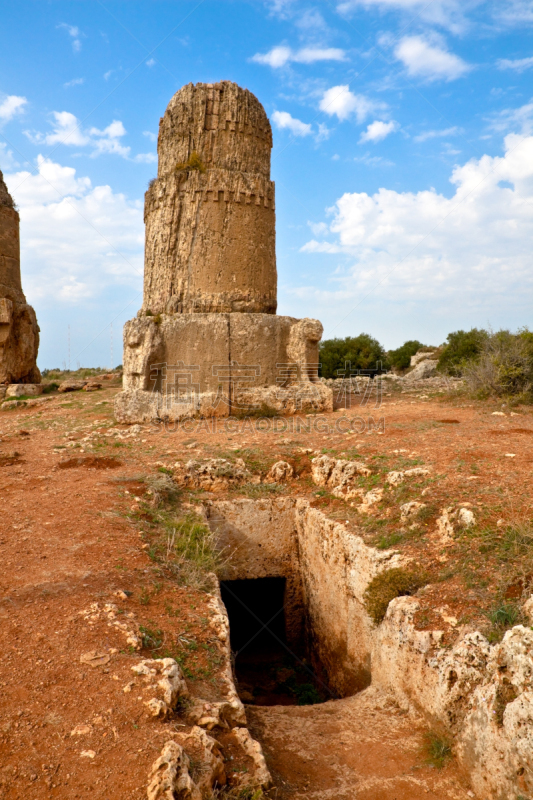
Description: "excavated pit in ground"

(208, 498), (474, 800)
(220, 576), (334, 706)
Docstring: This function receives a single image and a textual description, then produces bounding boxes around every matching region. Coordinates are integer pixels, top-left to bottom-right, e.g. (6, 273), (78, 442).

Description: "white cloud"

(414, 126), (461, 142)
(301, 134), (533, 310)
(319, 85), (387, 122)
(359, 120), (399, 143)
(394, 35), (471, 81)
(252, 45), (347, 68)
(272, 110), (312, 136)
(0, 142), (19, 171)
(497, 56), (533, 73)
(0, 94), (27, 124)
(489, 101), (533, 135)
(336, 0), (468, 33)
(25, 112), (132, 158)
(146, 58), (156, 67)
(64, 78), (84, 88)
(5, 156), (143, 303)
(58, 23), (83, 52)
(143, 131), (157, 142)
(495, 1), (533, 25)
(134, 152), (157, 163)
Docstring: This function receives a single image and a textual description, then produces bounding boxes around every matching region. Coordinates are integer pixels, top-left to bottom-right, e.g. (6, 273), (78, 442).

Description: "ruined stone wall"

(143, 82), (277, 315)
(0, 170), (40, 385)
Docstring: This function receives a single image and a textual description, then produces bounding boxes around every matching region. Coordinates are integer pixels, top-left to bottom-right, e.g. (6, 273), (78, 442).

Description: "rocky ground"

(0, 377), (531, 798)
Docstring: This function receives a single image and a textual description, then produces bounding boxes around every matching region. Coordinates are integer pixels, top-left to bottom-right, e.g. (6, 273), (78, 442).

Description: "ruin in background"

(0, 169), (40, 388)
(115, 81), (332, 422)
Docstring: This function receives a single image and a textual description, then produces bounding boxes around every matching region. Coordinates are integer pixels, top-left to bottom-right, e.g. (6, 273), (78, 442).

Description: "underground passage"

(220, 577), (334, 706)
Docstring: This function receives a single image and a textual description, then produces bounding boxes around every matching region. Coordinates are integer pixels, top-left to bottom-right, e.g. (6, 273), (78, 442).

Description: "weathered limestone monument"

(0, 170), (40, 387)
(115, 81), (331, 421)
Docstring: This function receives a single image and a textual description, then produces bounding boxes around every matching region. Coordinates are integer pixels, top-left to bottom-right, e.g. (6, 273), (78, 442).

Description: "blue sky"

(1, 0), (533, 369)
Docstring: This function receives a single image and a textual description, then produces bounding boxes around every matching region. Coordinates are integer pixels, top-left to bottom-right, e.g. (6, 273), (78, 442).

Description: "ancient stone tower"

(143, 82), (277, 315)
(0, 170), (40, 385)
(115, 82), (331, 422)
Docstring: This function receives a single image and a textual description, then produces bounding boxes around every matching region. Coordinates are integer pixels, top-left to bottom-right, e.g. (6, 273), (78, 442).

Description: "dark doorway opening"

(220, 577), (332, 707)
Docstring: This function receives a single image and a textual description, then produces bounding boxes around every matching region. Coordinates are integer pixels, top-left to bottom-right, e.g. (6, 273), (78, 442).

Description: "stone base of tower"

(114, 312), (333, 423)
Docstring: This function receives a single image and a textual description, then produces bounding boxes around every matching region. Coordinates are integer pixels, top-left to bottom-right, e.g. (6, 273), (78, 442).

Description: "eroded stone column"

(0, 169), (40, 385)
(143, 81), (277, 315)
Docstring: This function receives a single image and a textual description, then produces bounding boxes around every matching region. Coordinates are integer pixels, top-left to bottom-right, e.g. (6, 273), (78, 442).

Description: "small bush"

(319, 334), (389, 379)
(144, 473), (180, 507)
(42, 382), (59, 394)
(176, 151), (206, 173)
(388, 340), (424, 372)
(464, 329), (533, 399)
(437, 328), (488, 376)
(422, 731), (453, 768)
(364, 567), (426, 624)
(486, 601), (525, 643)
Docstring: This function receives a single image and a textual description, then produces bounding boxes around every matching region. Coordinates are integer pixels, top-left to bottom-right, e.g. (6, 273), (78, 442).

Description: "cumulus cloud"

(319, 85), (387, 122)
(252, 45), (347, 68)
(272, 110), (312, 136)
(301, 133), (533, 310)
(25, 112), (132, 158)
(497, 56), (533, 73)
(0, 94), (27, 124)
(359, 120), (399, 143)
(58, 23), (83, 52)
(394, 35), (471, 81)
(5, 156), (143, 303)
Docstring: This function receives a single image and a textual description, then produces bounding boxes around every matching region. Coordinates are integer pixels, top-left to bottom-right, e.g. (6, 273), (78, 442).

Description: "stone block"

(6, 383), (43, 398)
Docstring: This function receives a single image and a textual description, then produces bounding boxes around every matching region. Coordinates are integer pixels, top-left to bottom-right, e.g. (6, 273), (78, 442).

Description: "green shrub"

(364, 567), (426, 624)
(463, 329), (533, 399)
(486, 601), (525, 643)
(388, 340), (424, 372)
(319, 334), (389, 379)
(437, 328), (488, 376)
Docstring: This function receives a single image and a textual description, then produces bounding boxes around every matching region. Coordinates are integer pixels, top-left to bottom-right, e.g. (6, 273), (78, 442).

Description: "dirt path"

(249, 689), (472, 800)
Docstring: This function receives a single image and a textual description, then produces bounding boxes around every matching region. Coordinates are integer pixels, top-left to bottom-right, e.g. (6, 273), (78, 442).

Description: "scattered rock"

(5, 383), (42, 398)
(173, 458), (257, 490)
(404, 360), (438, 381)
(311, 455), (371, 499)
(400, 501), (427, 520)
(356, 488), (384, 514)
(70, 724), (92, 736)
(147, 740), (200, 800)
(386, 471), (404, 486)
(267, 460), (294, 482)
(58, 380), (87, 393)
(457, 507), (476, 527)
(80, 750), (96, 759)
(173, 726), (226, 794)
(232, 727), (272, 788)
(79, 651), (110, 668)
(132, 658), (189, 718)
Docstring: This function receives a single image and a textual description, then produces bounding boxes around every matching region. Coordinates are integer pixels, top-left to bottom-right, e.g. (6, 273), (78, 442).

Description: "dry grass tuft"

(364, 567), (427, 624)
